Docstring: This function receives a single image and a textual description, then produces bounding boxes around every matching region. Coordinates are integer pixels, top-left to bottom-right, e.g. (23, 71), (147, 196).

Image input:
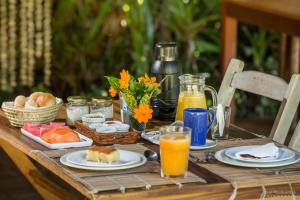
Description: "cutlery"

(144, 150), (160, 162)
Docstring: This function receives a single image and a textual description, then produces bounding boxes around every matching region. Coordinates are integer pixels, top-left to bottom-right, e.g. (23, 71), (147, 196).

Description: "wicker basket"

(1, 98), (63, 127)
(75, 120), (140, 145)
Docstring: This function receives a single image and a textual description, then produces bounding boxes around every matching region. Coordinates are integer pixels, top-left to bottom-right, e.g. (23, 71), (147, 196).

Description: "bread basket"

(1, 98), (63, 127)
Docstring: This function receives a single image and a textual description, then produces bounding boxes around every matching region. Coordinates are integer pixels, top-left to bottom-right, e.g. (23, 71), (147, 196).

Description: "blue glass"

(184, 108), (215, 146)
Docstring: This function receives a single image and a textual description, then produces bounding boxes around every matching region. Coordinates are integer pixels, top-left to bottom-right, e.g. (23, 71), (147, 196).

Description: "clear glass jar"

(90, 97), (113, 120)
(66, 96), (90, 126)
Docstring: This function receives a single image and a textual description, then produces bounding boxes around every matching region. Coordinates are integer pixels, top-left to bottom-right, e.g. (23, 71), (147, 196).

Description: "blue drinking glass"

(184, 108), (215, 146)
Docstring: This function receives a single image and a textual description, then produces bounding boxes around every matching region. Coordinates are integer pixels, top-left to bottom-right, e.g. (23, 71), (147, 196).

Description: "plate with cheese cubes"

(60, 146), (147, 170)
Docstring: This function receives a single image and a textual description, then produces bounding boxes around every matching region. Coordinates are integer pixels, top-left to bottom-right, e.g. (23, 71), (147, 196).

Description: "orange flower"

(140, 73), (157, 86)
(150, 76), (156, 83)
(133, 104), (153, 124)
(109, 87), (117, 97)
(119, 69), (131, 89)
(138, 76), (143, 82)
(120, 79), (129, 89)
(144, 73), (150, 82)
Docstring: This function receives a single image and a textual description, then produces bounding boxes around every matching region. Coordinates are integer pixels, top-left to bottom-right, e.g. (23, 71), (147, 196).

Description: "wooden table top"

(223, 0), (300, 36)
(1, 101), (300, 199)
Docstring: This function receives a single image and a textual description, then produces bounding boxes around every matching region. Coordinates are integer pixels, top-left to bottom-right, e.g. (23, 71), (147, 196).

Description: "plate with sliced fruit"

(21, 122), (92, 149)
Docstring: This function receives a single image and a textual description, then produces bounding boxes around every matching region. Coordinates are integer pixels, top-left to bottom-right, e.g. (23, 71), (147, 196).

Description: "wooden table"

(221, 0), (300, 77)
(1, 102), (300, 199)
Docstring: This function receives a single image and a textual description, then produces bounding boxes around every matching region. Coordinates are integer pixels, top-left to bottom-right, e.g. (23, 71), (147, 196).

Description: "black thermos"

(151, 42), (181, 120)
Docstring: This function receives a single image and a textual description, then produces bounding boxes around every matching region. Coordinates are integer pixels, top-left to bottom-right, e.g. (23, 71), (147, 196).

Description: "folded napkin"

(235, 143), (279, 159)
(216, 104), (225, 136)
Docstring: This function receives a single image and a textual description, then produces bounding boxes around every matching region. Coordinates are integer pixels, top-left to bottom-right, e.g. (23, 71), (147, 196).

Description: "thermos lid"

(155, 42), (177, 61)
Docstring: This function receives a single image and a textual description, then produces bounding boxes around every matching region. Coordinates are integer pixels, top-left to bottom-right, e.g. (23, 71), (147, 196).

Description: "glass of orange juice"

(160, 126), (191, 178)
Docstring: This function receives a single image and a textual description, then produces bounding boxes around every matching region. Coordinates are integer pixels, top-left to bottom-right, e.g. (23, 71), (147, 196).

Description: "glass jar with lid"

(90, 97), (113, 120)
(66, 96), (90, 126)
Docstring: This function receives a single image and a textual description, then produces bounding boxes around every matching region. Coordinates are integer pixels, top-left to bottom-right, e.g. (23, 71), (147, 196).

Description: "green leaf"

(152, 89), (161, 97)
(145, 84), (156, 93)
(129, 78), (137, 93)
(105, 76), (120, 90)
(122, 92), (138, 110)
(140, 94), (150, 105)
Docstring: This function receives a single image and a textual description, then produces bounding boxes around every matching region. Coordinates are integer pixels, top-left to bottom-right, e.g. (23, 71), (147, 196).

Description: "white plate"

(215, 149), (300, 168)
(190, 139), (217, 150)
(21, 128), (93, 149)
(66, 150), (141, 167)
(225, 145), (295, 163)
(60, 152), (147, 171)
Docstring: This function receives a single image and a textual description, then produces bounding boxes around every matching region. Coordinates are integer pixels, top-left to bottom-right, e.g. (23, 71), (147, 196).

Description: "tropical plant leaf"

(105, 76), (120, 90)
(122, 92), (138, 110)
(140, 94), (151, 105)
(129, 78), (137, 93)
(145, 84), (156, 93)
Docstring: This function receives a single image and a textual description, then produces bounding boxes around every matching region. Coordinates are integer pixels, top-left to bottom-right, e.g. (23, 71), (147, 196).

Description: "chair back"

(218, 58), (300, 145)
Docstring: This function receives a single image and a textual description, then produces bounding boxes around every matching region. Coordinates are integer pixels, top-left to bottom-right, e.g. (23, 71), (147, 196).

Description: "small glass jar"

(66, 96), (90, 126)
(90, 97), (113, 120)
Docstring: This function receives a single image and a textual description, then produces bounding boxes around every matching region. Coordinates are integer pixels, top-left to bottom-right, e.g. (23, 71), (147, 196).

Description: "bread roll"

(35, 93), (56, 107)
(14, 95), (26, 108)
(25, 99), (38, 109)
(29, 92), (43, 102)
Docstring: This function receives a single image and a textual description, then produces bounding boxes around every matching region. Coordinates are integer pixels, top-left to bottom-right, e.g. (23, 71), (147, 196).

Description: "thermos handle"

(204, 85), (218, 107)
(207, 109), (215, 132)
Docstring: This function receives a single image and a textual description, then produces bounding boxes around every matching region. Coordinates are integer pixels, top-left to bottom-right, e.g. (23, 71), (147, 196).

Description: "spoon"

(144, 150), (160, 162)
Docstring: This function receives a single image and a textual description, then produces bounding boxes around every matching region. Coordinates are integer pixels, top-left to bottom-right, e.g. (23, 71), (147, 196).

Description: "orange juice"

(175, 92), (207, 121)
(160, 133), (190, 176)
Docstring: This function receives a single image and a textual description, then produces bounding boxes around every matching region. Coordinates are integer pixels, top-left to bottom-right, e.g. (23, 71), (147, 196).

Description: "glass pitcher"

(175, 74), (217, 121)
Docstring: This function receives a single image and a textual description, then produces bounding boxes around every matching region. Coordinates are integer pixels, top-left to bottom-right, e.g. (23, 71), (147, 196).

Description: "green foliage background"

(1, 0), (280, 118)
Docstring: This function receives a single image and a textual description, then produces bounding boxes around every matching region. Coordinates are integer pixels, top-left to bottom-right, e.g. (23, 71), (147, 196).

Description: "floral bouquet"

(105, 69), (161, 131)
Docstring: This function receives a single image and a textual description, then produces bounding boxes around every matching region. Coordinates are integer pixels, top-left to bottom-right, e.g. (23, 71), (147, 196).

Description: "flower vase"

(128, 110), (146, 133)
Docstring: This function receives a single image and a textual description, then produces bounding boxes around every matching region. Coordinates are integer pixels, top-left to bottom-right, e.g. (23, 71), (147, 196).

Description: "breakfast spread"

(86, 146), (120, 163)
(14, 92), (56, 109)
(41, 127), (80, 144)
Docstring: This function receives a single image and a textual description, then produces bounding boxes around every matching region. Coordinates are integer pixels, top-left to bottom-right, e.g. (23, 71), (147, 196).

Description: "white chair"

(288, 120), (300, 151)
(218, 58), (300, 147)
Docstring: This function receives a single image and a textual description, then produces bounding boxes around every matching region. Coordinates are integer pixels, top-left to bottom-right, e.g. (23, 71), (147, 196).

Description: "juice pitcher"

(175, 74), (217, 121)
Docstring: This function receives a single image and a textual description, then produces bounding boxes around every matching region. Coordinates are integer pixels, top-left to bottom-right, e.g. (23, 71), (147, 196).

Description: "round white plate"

(65, 150), (141, 167)
(225, 146), (295, 163)
(60, 152), (147, 171)
(190, 139), (217, 150)
(215, 149), (300, 168)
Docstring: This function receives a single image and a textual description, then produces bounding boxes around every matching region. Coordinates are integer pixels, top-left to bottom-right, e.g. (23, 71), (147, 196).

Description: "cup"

(160, 126), (191, 178)
(183, 108), (215, 146)
(210, 106), (231, 140)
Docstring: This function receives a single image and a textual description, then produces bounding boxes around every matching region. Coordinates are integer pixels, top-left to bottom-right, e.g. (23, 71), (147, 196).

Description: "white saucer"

(190, 139), (217, 150)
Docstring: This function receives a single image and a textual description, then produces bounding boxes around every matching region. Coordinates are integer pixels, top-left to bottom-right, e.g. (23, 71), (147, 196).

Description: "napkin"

(216, 104), (225, 136)
(235, 143), (279, 159)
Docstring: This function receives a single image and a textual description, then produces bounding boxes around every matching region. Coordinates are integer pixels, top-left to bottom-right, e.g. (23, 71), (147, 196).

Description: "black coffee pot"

(151, 42), (181, 120)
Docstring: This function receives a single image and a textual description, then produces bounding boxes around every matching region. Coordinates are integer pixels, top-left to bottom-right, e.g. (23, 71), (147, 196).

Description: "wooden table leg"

(0, 139), (78, 200)
(221, 1), (238, 78)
